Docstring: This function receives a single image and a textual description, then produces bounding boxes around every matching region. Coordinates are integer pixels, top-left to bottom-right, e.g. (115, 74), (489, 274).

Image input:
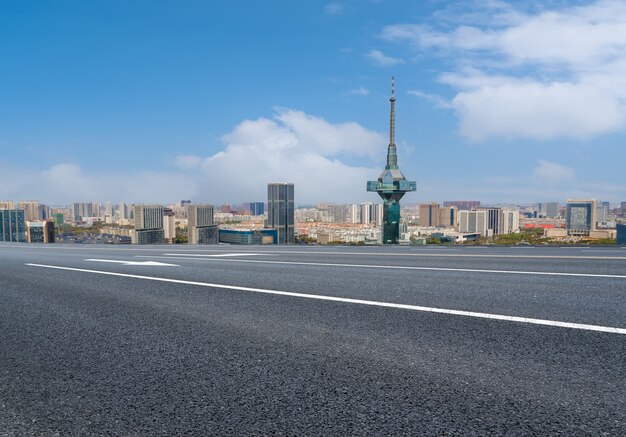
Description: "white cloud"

(194, 109), (384, 203)
(349, 86), (370, 96)
(531, 160), (575, 185)
(366, 49), (405, 67)
(407, 90), (450, 108)
(0, 110), (387, 205)
(381, 0), (626, 141)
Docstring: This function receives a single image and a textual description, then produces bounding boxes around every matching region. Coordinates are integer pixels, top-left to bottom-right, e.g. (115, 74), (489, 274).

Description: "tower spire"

(387, 76), (398, 169)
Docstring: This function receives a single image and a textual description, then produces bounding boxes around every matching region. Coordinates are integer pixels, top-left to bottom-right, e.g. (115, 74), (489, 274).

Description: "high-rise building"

(545, 202), (559, 218)
(360, 202), (372, 225)
(73, 203), (94, 222)
(267, 183), (295, 244)
(366, 78), (416, 244)
(459, 210), (489, 236)
(439, 206), (458, 227)
(617, 224), (626, 246)
(18, 201), (40, 222)
(596, 204), (608, 224)
(0, 209), (26, 242)
(92, 203), (101, 219)
(134, 205), (164, 244)
(443, 201), (480, 211)
(118, 202), (129, 220)
(0, 201), (15, 210)
(459, 210), (491, 237)
(479, 207), (504, 235)
(501, 209), (520, 234)
(105, 201), (113, 218)
(26, 220), (55, 243)
(325, 204), (347, 223)
(566, 199), (597, 236)
(347, 204), (359, 224)
(163, 208), (176, 244)
(418, 203), (440, 227)
(373, 204), (384, 226)
(249, 202), (265, 216)
(188, 204), (216, 244)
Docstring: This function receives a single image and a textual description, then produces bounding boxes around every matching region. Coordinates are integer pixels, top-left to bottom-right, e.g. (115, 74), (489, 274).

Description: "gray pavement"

(1, 243), (625, 435)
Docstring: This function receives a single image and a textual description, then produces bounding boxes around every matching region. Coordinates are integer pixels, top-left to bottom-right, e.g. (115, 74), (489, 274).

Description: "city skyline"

(2, 1), (626, 204)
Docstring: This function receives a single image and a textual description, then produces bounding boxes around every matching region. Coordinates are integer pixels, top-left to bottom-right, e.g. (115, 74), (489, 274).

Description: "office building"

(134, 205), (164, 244)
(219, 229), (277, 245)
(545, 202), (559, 218)
(26, 220), (55, 243)
(419, 203), (440, 227)
(163, 208), (176, 244)
(566, 199), (597, 236)
(443, 200), (480, 211)
(459, 210), (489, 237)
(439, 206), (458, 227)
(249, 202), (265, 216)
(73, 203), (94, 222)
(196, 226), (219, 244)
(617, 224), (626, 246)
(267, 183), (295, 244)
(18, 201), (40, 222)
(188, 204), (216, 244)
(0, 209), (26, 242)
(367, 78), (416, 244)
(501, 209), (520, 234)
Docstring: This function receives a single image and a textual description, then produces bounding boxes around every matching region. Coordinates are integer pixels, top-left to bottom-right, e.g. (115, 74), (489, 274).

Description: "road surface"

(1, 243), (625, 435)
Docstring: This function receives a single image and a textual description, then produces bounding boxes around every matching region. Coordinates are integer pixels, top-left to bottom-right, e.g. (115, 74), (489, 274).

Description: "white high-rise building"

(374, 204), (383, 226)
(501, 209), (520, 234)
(360, 202), (372, 225)
(459, 210), (489, 236)
(163, 208), (176, 244)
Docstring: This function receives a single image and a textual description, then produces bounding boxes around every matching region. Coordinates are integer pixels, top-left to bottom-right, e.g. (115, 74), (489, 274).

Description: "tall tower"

(367, 77), (416, 244)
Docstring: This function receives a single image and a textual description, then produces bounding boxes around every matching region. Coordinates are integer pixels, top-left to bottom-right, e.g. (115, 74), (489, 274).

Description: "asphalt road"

(1, 243), (625, 435)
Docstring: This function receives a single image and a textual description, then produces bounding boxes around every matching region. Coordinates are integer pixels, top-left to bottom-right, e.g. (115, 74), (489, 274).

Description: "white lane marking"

(25, 263), (626, 335)
(2, 243), (626, 260)
(199, 253), (263, 257)
(85, 259), (179, 267)
(154, 255), (626, 279)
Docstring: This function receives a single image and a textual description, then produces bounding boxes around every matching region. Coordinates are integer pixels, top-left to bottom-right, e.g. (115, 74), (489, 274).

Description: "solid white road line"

(2, 244), (626, 259)
(85, 259), (179, 266)
(26, 263), (626, 335)
(152, 255), (626, 279)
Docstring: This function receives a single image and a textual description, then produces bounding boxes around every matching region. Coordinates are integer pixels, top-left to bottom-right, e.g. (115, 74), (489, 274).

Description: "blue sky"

(1, 0), (625, 205)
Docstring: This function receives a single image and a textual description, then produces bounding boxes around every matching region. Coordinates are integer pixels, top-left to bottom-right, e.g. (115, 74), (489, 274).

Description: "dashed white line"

(26, 263), (626, 335)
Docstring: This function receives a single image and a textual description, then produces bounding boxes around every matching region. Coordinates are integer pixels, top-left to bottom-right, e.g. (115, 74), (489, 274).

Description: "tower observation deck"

(367, 77), (417, 244)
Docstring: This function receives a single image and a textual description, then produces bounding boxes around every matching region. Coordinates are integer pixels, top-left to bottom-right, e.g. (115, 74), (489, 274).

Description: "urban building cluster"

(1, 197), (625, 245)
(1, 82), (625, 246)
